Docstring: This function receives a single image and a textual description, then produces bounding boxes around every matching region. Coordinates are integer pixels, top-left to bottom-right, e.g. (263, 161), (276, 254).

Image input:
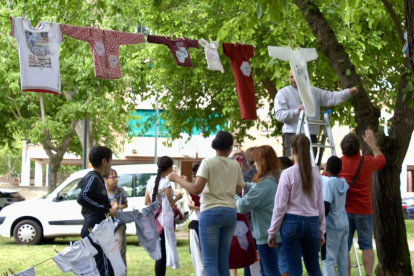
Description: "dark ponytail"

(211, 131), (234, 150)
(151, 156), (174, 203)
(290, 134), (313, 195)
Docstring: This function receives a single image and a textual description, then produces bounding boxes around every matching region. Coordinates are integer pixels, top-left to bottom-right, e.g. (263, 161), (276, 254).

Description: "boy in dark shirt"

(77, 146), (117, 276)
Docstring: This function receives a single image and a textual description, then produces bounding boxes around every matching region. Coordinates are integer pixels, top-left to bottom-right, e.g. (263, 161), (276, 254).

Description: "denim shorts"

(276, 242), (289, 274)
(347, 214), (373, 251)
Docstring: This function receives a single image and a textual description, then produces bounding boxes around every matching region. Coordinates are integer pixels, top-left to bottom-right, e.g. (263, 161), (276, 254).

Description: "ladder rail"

(352, 240), (363, 276)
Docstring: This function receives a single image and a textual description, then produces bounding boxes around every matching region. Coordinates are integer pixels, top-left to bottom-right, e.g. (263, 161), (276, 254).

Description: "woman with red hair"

(236, 145), (282, 276)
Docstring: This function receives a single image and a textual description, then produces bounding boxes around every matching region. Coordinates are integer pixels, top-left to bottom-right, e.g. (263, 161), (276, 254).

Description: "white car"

(0, 164), (188, 245)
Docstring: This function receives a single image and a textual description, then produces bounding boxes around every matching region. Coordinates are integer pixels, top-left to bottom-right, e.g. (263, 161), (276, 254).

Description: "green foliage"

(0, 135), (22, 177)
(0, 0), (408, 151)
(0, 1), (148, 158)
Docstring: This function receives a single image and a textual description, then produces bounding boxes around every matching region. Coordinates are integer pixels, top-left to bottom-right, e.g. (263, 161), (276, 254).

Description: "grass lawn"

(405, 220), (414, 239)
(0, 220), (413, 275)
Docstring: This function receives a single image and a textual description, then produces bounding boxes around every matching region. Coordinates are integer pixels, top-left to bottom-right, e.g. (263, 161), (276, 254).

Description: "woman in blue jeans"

(267, 134), (326, 276)
(236, 145), (282, 276)
(169, 131), (243, 276)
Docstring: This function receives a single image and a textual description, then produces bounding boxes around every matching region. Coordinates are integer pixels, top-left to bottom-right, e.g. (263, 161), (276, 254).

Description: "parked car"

(0, 189), (25, 210)
(0, 165), (188, 245)
(402, 197), (414, 220)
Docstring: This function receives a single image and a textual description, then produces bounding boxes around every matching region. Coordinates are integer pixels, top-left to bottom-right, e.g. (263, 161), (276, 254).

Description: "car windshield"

(43, 180), (69, 199)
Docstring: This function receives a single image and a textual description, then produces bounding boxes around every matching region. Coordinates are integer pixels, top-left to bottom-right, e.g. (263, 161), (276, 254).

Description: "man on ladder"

(274, 69), (358, 157)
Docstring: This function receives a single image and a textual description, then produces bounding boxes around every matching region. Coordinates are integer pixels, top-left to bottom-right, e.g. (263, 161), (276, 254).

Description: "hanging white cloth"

(90, 217), (127, 276)
(14, 267), (36, 276)
(268, 46), (318, 117)
(198, 38), (224, 73)
(158, 189), (180, 269)
(52, 238), (100, 276)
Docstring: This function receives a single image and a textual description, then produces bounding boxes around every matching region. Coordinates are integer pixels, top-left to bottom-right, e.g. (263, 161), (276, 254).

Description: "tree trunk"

(75, 120), (96, 165)
(405, 0), (414, 72)
(373, 64), (414, 275)
(42, 121), (77, 192)
(293, 0), (413, 274)
(47, 155), (61, 193)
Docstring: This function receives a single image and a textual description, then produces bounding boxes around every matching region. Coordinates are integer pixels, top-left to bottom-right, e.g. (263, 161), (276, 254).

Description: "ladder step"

(311, 144), (334, 148)
(306, 119), (328, 126)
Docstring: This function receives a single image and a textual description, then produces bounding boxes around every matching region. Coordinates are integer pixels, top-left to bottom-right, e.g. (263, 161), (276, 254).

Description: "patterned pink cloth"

(59, 24), (145, 79)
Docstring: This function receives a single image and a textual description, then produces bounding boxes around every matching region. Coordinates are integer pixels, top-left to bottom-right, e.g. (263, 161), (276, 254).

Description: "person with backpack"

(338, 129), (386, 276)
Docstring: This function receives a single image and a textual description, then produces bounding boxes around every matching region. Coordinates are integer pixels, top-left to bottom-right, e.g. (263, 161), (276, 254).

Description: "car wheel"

(13, 220), (43, 245)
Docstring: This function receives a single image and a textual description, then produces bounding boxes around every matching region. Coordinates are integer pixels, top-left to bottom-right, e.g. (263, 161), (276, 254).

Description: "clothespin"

(7, 269), (14, 275)
(54, 249), (59, 254)
(3, 271), (8, 276)
(88, 227), (94, 236)
(147, 203), (152, 211)
(209, 36), (212, 43)
(79, 238), (85, 246)
(21, 13), (25, 19)
(106, 213), (111, 222)
(50, 18), (53, 27)
(132, 206), (136, 215)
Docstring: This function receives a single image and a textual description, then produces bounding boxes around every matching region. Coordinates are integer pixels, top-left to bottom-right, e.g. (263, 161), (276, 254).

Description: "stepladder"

(295, 109), (362, 276)
(295, 109), (336, 167)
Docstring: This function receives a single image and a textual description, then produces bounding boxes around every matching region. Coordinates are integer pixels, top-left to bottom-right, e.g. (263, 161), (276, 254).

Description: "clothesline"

(9, 15), (321, 120)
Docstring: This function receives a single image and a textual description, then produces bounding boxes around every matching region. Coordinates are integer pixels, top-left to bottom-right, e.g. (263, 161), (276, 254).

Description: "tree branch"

(292, 0), (381, 136)
(43, 132), (58, 152)
(63, 89), (79, 101)
(39, 94), (45, 123)
(261, 77), (278, 102)
(6, 95), (22, 118)
(59, 120), (78, 153)
(381, 0), (405, 45)
(0, 30), (17, 51)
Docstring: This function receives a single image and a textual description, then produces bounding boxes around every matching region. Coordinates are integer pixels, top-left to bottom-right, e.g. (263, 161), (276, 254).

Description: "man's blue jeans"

(257, 244), (282, 276)
(199, 207), (237, 276)
(280, 214), (322, 276)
